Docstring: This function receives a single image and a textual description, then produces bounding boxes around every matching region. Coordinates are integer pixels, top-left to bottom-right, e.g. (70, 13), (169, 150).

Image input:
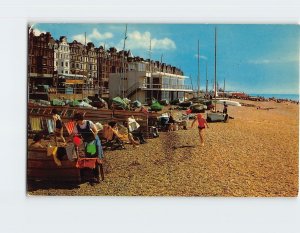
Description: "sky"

(30, 23), (299, 94)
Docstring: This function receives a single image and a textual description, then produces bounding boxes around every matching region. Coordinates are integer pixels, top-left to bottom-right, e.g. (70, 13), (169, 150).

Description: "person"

(70, 112), (104, 183)
(223, 102), (228, 114)
(191, 113), (209, 146)
(29, 133), (44, 149)
(52, 108), (66, 146)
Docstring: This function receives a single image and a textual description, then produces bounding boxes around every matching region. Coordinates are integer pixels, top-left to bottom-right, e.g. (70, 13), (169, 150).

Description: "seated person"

(29, 133), (45, 149)
(108, 121), (139, 148)
(127, 116), (147, 144)
(168, 115), (179, 131)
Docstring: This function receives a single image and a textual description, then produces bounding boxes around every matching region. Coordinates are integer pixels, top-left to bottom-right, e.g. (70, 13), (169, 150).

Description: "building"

(67, 40), (89, 94)
(86, 42), (97, 88)
(109, 58), (193, 103)
(96, 47), (131, 98)
(28, 29), (56, 93)
(54, 36), (70, 76)
(96, 45), (109, 97)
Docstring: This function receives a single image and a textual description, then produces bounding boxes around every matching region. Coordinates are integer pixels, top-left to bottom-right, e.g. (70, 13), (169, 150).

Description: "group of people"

(29, 102), (229, 182)
(29, 109), (147, 183)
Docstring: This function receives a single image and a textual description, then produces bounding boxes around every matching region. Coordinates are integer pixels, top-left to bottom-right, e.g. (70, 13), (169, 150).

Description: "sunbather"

(52, 108), (66, 146)
(29, 133), (44, 149)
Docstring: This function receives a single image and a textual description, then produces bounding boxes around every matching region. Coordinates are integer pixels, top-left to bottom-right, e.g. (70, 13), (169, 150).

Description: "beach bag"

(85, 140), (97, 157)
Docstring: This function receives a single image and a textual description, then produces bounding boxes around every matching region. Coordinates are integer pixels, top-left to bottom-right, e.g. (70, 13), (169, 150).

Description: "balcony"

(138, 82), (193, 91)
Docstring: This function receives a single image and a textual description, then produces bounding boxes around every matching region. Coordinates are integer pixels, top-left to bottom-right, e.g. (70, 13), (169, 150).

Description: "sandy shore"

(28, 99), (299, 196)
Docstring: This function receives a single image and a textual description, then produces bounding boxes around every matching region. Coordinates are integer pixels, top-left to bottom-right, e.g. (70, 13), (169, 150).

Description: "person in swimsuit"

(191, 113), (209, 146)
(52, 108), (66, 146)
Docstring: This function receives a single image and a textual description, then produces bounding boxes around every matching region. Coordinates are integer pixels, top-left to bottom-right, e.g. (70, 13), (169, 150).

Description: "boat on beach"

(213, 99), (241, 106)
(190, 104), (207, 113)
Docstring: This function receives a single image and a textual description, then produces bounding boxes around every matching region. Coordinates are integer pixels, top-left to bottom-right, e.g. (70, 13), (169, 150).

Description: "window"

(66, 62), (68, 67)
(61, 62), (64, 67)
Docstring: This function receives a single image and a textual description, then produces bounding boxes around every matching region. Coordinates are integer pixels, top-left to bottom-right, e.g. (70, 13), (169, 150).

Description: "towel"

(65, 143), (77, 161)
(76, 158), (97, 169)
(128, 118), (140, 132)
(30, 117), (42, 131)
(47, 119), (55, 133)
(64, 121), (75, 135)
(103, 125), (114, 141)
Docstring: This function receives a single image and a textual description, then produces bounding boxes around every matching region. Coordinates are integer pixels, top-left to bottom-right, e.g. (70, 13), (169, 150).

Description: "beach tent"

(150, 101), (163, 112)
(131, 100), (142, 108)
(51, 99), (65, 106)
(69, 99), (80, 107)
(112, 97), (129, 110)
(78, 101), (94, 108)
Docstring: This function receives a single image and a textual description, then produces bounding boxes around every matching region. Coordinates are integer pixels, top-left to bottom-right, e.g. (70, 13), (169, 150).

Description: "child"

(191, 113), (209, 146)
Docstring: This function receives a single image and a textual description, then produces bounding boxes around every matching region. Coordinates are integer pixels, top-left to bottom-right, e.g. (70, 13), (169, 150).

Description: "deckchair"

(100, 125), (125, 150)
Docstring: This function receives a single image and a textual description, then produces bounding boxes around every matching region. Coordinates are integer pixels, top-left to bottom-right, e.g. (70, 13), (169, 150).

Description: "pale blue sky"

(30, 23), (299, 94)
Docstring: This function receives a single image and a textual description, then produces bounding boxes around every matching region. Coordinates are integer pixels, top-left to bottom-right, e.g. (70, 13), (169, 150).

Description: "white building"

(109, 61), (193, 103)
(54, 36), (70, 76)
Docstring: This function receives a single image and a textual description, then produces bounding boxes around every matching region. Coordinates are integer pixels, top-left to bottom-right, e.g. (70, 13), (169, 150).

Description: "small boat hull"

(207, 112), (228, 122)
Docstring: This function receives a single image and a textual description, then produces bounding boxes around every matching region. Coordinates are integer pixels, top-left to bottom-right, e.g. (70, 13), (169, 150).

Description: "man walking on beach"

(191, 113), (209, 146)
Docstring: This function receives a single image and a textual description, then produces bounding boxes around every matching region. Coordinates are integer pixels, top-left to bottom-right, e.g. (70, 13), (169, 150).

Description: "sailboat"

(189, 39), (208, 112)
(206, 27), (229, 122)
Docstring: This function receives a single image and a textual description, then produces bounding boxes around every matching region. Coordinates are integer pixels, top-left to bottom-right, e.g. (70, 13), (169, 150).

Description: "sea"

(249, 93), (299, 101)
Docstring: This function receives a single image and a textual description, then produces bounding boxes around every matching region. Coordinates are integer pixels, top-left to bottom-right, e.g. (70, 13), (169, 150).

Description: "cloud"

(89, 28), (113, 40)
(31, 27), (46, 36)
(120, 30), (176, 51)
(248, 59), (272, 64)
(248, 55), (299, 64)
(194, 54), (207, 60)
(72, 28), (113, 44)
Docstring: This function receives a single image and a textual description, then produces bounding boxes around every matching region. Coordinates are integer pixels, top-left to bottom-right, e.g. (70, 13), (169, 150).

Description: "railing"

(29, 87), (109, 95)
(127, 82), (193, 92)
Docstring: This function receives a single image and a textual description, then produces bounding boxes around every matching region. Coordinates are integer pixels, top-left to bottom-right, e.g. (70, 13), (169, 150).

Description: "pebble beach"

(27, 99), (299, 197)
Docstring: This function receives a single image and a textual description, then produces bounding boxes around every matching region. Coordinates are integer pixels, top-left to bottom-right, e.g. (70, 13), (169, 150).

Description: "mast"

(205, 62), (208, 97)
(190, 74), (194, 96)
(149, 38), (153, 100)
(122, 24), (128, 98)
(223, 78), (225, 98)
(197, 40), (200, 97)
(214, 27), (217, 110)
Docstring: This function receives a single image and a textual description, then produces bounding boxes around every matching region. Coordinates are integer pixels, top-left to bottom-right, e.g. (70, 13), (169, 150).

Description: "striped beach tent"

(64, 121), (75, 135)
